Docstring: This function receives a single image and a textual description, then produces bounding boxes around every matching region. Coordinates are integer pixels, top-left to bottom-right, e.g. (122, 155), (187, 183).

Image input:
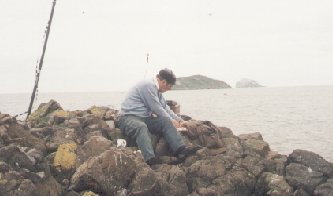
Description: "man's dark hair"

(157, 68), (176, 85)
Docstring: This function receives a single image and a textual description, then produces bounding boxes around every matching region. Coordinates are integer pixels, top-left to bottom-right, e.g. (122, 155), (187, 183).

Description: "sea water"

(1, 86), (332, 162)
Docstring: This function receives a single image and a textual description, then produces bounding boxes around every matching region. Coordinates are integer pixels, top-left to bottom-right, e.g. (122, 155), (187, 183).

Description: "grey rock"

(241, 155), (266, 177)
(153, 165), (189, 195)
(0, 145), (35, 171)
(212, 168), (256, 195)
(218, 126), (234, 138)
(222, 137), (244, 158)
(76, 136), (113, 166)
(255, 172), (293, 195)
(314, 179), (333, 195)
(289, 149), (333, 177)
(70, 147), (153, 195)
(286, 162), (326, 194)
(239, 132), (263, 140)
(34, 175), (62, 195)
(0, 170), (37, 195)
(293, 188), (310, 195)
(186, 158), (227, 191)
(26, 99), (62, 128)
(241, 138), (270, 157)
(127, 165), (157, 195)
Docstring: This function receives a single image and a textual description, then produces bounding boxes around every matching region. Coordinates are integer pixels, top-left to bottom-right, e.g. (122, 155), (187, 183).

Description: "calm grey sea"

(1, 86), (332, 162)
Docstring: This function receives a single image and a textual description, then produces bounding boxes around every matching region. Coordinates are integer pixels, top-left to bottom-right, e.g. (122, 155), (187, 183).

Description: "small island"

(172, 74), (231, 90)
(236, 78), (264, 88)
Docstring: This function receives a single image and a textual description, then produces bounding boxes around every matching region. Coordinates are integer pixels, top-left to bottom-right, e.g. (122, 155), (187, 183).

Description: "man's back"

(120, 79), (157, 118)
(120, 77), (181, 121)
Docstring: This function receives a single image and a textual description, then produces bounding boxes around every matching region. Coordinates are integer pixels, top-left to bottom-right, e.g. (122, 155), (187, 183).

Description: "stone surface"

(186, 158), (227, 192)
(27, 100), (62, 127)
(1, 100), (333, 195)
(241, 138), (270, 157)
(76, 136), (113, 166)
(314, 179), (333, 195)
(153, 165), (189, 195)
(289, 149), (333, 177)
(286, 162), (326, 194)
(266, 151), (288, 176)
(255, 172), (293, 195)
(70, 147), (150, 195)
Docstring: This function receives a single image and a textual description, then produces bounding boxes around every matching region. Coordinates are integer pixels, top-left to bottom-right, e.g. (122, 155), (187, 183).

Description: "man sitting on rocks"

(118, 68), (201, 165)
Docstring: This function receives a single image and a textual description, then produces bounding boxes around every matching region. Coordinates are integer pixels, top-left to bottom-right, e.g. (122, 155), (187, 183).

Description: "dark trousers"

(118, 115), (185, 161)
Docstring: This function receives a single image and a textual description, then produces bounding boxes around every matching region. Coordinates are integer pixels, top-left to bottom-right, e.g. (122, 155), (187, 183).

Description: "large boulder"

(44, 127), (82, 152)
(153, 165), (189, 195)
(286, 163), (326, 194)
(210, 168), (256, 195)
(76, 136), (113, 166)
(240, 133), (270, 157)
(222, 137), (244, 158)
(34, 175), (62, 195)
(1, 117), (46, 154)
(289, 149), (333, 177)
(26, 100), (63, 127)
(0, 159), (61, 195)
(265, 151), (288, 176)
(126, 165), (157, 195)
(255, 172), (293, 195)
(70, 147), (156, 195)
(240, 155), (266, 178)
(87, 106), (118, 121)
(0, 174), (36, 195)
(314, 179), (333, 195)
(0, 145), (36, 171)
(181, 120), (224, 148)
(186, 157), (227, 193)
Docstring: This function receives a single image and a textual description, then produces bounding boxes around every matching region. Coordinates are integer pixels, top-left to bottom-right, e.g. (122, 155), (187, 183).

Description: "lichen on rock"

(53, 143), (77, 171)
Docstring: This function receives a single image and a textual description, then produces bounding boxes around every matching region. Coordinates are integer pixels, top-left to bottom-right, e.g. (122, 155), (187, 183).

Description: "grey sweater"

(120, 78), (182, 121)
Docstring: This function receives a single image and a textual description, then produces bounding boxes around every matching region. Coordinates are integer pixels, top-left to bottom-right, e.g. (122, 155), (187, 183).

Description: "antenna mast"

(26, 0), (57, 119)
(143, 53), (149, 78)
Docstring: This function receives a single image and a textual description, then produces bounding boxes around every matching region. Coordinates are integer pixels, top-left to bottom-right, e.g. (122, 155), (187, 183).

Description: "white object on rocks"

(177, 127), (188, 132)
(117, 139), (127, 147)
(133, 150), (142, 155)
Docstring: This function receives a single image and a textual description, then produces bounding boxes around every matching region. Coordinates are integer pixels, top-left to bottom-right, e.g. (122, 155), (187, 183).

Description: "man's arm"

(137, 83), (173, 119)
(160, 96), (183, 122)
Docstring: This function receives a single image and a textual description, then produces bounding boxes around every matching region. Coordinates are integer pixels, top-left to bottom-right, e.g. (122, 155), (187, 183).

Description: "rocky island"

(172, 75), (231, 90)
(236, 78), (264, 88)
(0, 100), (332, 195)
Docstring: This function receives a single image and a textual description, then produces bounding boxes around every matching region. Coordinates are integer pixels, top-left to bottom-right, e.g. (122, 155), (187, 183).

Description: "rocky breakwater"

(0, 99), (333, 195)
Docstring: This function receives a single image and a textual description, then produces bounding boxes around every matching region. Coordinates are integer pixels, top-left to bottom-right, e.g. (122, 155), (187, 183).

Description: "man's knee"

(120, 118), (148, 138)
(131, 123), (151, 140)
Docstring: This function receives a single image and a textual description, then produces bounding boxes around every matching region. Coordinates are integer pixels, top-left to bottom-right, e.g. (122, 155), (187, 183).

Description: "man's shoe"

(176, 145), (202, 161)
(146, 157), (162, 166)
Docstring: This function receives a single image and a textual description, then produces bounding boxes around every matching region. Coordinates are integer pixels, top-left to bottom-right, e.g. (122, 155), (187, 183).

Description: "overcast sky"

(1, 0), (333, 93)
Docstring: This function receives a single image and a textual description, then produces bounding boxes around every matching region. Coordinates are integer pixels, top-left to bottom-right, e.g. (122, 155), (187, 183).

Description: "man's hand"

(180, 121), (188, 128)
(171, 119), (181, 128)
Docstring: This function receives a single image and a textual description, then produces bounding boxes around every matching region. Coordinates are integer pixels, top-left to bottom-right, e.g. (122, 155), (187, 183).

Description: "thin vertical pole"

(144, 53), (149, 79)
(26, 0), (57, 119)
